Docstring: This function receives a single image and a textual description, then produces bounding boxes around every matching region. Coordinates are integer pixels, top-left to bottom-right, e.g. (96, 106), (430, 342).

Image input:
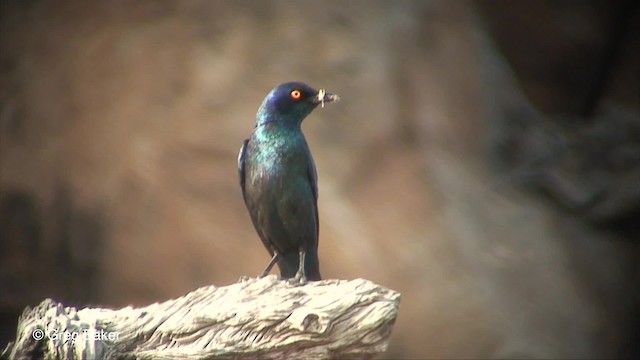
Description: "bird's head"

(256, 82), (339, 127)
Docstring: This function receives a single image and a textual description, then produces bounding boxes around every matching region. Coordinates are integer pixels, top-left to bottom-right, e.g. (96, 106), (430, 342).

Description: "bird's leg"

(294, 249), (307, 283)
(260, 252), (280, 277)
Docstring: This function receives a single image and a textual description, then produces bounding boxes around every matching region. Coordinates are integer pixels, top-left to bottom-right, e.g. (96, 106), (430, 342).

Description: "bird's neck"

(255, 111), (303, 130)
(254, 122), (302, 141)
(253, 116), (306, 147)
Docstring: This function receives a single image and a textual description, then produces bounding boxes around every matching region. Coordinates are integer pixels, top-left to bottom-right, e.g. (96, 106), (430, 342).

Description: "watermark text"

(32, 328), (119, 343)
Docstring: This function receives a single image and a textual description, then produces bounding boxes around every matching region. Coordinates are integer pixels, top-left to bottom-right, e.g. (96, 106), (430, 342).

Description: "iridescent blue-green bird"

(238, 82), (339, 282)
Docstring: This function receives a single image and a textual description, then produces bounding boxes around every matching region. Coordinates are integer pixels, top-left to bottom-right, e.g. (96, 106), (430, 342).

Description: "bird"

(238, 82), (339, 282)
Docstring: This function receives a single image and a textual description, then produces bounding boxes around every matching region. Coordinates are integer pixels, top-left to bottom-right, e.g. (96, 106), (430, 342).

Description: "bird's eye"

(290, 90), (302, 100)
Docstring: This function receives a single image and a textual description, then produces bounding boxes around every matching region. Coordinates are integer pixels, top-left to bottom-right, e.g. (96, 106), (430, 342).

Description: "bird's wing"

(307, 155), (320, 238)
(238, 139), (249, 202)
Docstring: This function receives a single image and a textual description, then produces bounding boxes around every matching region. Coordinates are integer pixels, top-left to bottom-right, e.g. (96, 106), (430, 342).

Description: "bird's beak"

(313, 89), (340, 108)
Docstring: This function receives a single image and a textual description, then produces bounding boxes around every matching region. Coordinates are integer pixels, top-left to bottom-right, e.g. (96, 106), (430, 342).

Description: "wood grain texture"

(4, 276), (400, 359)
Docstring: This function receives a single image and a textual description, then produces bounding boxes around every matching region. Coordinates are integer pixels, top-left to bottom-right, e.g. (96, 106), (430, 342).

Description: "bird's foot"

(291, 270), (307, 284)
(289, 249), (307, 284)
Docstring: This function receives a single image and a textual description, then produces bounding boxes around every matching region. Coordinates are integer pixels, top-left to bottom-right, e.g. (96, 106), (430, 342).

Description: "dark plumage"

(238, 82), (339, 282)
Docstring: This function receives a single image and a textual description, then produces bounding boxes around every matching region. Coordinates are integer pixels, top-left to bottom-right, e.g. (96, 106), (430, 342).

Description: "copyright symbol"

(32, 329), (44, 340)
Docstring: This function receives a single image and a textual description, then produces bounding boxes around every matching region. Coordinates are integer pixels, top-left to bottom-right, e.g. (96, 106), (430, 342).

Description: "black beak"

(312, 89), (340, 107)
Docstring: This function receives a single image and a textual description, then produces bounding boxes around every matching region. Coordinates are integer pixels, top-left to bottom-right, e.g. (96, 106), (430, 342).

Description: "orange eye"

(290, 90), (302, 100)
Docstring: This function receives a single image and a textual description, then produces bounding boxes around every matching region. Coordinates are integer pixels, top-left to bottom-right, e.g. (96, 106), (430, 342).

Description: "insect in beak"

(316, 89), (340, 108)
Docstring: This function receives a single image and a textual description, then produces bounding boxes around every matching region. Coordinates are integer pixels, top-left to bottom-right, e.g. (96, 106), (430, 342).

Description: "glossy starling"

(238, 82), (339, 282)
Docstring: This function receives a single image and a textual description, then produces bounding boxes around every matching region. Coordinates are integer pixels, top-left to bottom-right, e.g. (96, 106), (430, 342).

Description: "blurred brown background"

(1, 0), (639, 358)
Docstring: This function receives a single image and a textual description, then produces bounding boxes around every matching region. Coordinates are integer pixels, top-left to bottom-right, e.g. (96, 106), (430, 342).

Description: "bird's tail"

(278, 250), (321, 281)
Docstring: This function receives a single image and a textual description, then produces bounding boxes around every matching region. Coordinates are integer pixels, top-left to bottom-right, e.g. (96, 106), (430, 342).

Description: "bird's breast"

(246, 135), (311, 194)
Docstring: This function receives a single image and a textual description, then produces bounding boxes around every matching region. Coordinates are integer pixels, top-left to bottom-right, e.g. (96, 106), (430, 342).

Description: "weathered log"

(2, 276), (400, 359)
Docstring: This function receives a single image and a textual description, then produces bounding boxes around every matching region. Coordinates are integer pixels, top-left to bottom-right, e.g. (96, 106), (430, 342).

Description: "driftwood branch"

(3, 276), (400, 359)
